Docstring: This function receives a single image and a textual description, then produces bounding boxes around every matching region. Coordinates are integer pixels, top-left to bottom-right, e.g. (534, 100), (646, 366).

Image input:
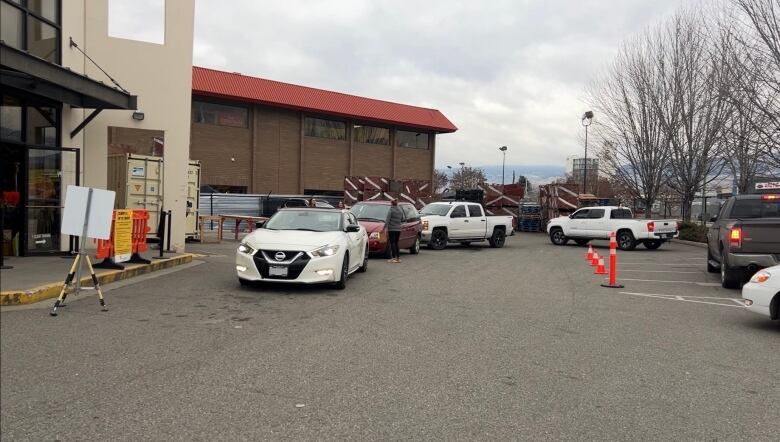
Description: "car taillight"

(729, 227), (742, 248)
(761, 194), (779, 200)
(647, 221), (655, 232)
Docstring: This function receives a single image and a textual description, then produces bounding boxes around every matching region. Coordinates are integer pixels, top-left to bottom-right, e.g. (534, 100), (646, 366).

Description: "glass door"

(25, 147), (78, 254)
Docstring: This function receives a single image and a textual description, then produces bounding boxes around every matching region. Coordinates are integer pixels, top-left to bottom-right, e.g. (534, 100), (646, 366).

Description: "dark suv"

(707, 194), (780, 288)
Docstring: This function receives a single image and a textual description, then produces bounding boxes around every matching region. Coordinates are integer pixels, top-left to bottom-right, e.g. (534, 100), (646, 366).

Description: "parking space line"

(619, 270), (701, 274)
(616, 278), (721, 287)
(620, 263), (700, 266)
(618, 292), (746, 308)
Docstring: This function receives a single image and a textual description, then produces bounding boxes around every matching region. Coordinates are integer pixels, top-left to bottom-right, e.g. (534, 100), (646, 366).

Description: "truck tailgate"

(653, 219), (678, 233)
(740, 219), (780, 254)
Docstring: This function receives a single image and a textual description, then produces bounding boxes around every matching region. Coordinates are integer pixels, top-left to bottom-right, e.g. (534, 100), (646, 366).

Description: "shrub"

(678, 221), (707, 243)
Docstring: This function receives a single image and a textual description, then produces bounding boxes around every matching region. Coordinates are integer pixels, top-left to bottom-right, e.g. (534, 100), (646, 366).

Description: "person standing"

(387, 200), (404, 263)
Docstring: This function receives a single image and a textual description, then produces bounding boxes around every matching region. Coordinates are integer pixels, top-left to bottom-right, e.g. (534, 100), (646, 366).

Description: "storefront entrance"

(0, 144), (79, 256)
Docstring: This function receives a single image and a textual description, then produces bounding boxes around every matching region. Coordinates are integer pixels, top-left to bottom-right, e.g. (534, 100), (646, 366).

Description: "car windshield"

(351, 204), (390, 222)
(264, 210), (342, 232)
(420, 204), (451, 216)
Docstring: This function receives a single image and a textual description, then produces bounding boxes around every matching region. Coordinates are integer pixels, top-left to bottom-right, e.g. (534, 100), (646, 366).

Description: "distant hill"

(438, 164), (566, 185)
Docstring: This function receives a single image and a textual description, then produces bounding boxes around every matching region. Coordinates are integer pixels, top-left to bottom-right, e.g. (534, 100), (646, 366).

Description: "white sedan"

(741, 265), (780, 320)
(236, 208), (368, 289)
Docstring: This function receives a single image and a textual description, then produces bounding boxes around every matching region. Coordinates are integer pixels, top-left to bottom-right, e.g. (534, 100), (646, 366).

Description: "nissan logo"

(274, 252), (286, 261)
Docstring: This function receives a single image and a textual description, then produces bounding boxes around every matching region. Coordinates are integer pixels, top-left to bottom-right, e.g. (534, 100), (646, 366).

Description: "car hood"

(357, 220), (386, 233)
(243, 229), (343, 250)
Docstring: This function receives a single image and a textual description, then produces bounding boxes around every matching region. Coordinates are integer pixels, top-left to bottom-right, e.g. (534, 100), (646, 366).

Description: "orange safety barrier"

(94, 209), (152, 269)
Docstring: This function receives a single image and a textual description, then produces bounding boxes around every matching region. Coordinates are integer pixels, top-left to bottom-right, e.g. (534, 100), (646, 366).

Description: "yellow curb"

(0, 254), (194, 306)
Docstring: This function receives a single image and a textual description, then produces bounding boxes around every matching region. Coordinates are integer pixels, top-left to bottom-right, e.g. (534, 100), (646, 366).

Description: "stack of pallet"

(343, 176), (433, 209)
(538, 183), (580, 228)
(517, 204), (543, 232)
(478, 183), (525, 220)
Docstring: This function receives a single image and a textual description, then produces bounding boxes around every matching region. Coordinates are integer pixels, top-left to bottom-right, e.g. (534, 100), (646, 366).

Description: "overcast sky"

(188, 0), (686, 169)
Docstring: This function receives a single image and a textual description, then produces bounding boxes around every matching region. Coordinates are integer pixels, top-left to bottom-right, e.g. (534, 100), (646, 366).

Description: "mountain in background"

(438, 164), (567, 185)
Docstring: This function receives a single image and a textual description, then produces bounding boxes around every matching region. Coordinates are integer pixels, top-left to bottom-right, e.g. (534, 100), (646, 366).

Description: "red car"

(350, 201), (422, 257)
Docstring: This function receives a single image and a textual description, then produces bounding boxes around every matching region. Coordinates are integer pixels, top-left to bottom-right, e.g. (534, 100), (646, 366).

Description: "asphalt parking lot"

(1, 233), (778, 441)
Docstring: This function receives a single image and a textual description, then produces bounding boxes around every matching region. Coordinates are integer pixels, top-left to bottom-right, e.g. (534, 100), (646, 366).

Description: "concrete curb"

(0, 254), (194, 306)
(671, 239), (708, 249)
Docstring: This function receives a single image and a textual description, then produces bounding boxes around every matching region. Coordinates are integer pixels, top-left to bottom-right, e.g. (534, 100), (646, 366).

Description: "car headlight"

(369, 232), (382, 240)
(237, 243), (255, 255)
(310, 244), (340, 257)
(422, 220), (429, 231)
(750, 271), (771, 284)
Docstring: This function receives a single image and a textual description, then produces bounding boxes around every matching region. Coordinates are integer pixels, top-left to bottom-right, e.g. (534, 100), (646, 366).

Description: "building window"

(304, 117), (346, 140)
(353, 124), (389, 145)
(0, 95), (23, 142)
(192, 101), (248, 128)
(397, 130), (429, 149)
(1, 0), (61, 63)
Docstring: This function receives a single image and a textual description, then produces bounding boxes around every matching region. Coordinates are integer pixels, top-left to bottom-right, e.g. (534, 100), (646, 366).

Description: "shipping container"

(107, 154), (164, 236)
(186, 160), (201, 238)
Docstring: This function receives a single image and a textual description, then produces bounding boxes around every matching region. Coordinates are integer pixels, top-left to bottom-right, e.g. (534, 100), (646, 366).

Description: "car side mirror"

(709, 215), (718, 222)
(345, 224), (361, 233)
(255, 220), (266, 229)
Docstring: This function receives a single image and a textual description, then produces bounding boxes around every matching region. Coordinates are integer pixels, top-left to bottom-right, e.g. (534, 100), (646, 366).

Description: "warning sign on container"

(131, 166), (145, 177)
(114, 210), (133, 263)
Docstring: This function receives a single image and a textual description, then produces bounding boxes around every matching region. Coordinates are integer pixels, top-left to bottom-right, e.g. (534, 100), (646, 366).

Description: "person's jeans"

(389, 231), (401, 259)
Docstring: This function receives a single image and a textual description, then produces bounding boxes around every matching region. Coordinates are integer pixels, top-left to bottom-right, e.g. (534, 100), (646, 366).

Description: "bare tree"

(649, 12), (732, 221)
(723, 0), (780, 169)
(449, 166), (487, 190)
(589, 34), (671, 219)
(432, 168), (449, 195)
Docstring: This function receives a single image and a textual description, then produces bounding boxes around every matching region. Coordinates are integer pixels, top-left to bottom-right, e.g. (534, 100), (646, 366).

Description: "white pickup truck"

(546, 206), (678, 250)
(419, 202), (514, 250)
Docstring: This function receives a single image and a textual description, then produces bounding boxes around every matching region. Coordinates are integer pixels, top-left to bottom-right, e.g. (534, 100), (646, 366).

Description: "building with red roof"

(191, 66), (457, 194)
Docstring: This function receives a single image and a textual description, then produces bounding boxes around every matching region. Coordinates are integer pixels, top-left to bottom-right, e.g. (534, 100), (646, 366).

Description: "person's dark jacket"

(387, 206), (404, 232)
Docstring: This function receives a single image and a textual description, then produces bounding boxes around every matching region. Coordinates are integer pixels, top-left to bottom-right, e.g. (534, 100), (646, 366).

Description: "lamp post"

(581, 111), (594, 195)
(499, 146), (508, 191)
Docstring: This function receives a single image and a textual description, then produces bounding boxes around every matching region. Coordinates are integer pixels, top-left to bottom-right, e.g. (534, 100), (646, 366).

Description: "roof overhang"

(0, 43), (137, 110)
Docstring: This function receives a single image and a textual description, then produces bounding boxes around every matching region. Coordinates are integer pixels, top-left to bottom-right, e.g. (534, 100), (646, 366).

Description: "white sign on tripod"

(61, 185), (115, 240)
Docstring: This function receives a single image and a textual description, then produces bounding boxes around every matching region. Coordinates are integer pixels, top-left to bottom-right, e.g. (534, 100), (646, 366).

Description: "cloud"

(191, 0), (687, 168)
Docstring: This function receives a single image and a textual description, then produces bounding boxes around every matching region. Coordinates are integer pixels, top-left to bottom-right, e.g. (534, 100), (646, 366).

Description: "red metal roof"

(192, 66), (457, 133)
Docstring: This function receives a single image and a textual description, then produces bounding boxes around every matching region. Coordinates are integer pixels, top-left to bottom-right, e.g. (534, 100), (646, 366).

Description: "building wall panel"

(190, 122), (251, 188)
(352, 142), (392, 178)
(395, 147), (433, 180)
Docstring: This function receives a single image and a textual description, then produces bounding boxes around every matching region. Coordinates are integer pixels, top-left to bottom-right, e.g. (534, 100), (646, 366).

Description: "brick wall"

(395, 146), (433, 180)
(303, 136), (349, 191)
(352, 142), (393, 178)
(189, 121), (251, 187)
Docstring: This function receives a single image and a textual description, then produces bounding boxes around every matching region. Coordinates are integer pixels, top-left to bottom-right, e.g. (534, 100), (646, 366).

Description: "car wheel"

(574, 238), (590, 246)
(335, 253), (349, 290)
(549, 228), (568, 246)
(489, 229), (506, 248)
(616, 231), (637, 251)
(428, 229), (448, 250)
(706, 249), (719, 273)
(358, 246), (368, 273)
(720, 254), (742, 289)
(409, 236), (421, 254)
(643, 240), (662, 250)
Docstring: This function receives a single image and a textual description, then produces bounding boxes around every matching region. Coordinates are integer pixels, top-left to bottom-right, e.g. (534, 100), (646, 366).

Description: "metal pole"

(75, 188), (93, 292)
(501, 150), (506, 190)
(166, 209), (172, 251)
(0, 204), (13, 269)
(583, 124), (588, 195)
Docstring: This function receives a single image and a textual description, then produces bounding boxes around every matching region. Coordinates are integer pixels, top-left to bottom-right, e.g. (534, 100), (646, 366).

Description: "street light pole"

(581, 111), (594, 195)
(499, 146), (508, 191)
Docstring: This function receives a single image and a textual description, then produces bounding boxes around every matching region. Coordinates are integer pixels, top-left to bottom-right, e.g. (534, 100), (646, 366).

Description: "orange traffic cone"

(591, 252), (600, 267)
(594, 257), (607, 275)
(586, 244), (594, 260)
